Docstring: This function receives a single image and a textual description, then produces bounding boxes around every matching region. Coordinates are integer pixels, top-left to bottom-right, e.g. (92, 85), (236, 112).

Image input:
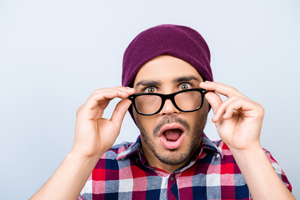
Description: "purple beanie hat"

(122, 24), (213, 88)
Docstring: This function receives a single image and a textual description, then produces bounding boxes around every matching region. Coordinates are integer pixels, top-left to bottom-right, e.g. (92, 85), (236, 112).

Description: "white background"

(0, 0), (299, 199)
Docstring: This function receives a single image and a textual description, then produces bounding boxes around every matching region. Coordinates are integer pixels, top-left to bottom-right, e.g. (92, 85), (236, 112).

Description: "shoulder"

(212, 139), (282, 162)
(91, 141), (135, 171)
(78, 142), (136, 199)
(211, 140), (274, 158)
(101, 141), (134, 160)
(211, 140), (292, 192)
(212, 139), (282, 165)
(211, 139), (232, 157)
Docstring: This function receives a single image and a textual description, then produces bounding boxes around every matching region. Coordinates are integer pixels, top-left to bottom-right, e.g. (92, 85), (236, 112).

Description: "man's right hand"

(30, 86), (134, 200)
(71, 86), (135, 160)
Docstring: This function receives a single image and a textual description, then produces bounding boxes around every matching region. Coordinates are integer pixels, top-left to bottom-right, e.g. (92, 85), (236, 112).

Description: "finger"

(223, 99), (247, 119)
(200, 81), (247, 99)
(93, 86), (134, 94)
(223, 105), (237, 120)
(88, 88), (135, 110)
(101, 90), (129, 100)
(214, 98), (256, 122)
(78, 89), (135, 120)
(212, 95), (241, 122)
(110, 99), (132, 131)
(76, 105), (84, 117)
(204, 92), (223, 114)
(77, 90), (117, 120)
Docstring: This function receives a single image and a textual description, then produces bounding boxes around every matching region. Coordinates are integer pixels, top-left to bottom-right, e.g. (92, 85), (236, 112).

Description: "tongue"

(164, 129), (182, 141)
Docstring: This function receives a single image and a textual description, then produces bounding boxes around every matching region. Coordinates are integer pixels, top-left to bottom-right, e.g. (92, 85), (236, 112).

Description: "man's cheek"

(147, 119), (157, 134)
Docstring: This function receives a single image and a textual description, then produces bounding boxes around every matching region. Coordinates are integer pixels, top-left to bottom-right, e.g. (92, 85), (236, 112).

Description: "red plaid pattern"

(78, 133), (292, 200)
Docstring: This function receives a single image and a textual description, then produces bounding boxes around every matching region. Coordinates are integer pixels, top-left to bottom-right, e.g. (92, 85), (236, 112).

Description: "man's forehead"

(134, 55), (201, 80)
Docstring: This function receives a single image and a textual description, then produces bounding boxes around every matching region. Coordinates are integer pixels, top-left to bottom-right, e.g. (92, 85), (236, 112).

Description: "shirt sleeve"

(263, 148), (292, 192)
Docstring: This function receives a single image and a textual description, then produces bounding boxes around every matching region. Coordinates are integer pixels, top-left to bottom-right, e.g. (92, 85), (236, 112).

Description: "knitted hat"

(122, 24), (213, 87)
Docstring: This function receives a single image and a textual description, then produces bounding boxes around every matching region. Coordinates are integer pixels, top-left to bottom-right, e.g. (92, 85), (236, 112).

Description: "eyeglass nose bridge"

(158, 92), (182, 114)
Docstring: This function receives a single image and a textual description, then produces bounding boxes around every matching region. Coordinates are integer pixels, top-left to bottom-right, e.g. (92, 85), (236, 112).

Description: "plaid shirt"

(78, 133), (292, 200)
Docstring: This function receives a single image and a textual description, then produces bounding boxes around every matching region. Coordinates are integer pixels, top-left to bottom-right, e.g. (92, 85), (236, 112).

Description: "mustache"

(153, 115), (190, 137)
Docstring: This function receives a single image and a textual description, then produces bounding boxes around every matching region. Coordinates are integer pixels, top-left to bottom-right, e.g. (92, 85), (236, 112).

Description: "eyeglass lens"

(134, 90), (202, 115)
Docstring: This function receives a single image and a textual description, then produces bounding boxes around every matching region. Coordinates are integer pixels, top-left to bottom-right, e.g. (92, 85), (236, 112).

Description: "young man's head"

(122, 24), (213, 171)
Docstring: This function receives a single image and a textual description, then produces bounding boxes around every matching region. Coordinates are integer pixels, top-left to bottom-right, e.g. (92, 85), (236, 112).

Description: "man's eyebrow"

(135, 80), (161, 88)
(173, 75), (201, 83)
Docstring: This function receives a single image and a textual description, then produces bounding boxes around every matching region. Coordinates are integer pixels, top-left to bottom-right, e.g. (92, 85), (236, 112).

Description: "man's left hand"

(200, 81), (264, 151)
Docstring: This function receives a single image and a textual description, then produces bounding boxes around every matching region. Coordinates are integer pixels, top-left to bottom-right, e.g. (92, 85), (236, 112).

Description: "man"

(31, 24), (294, 199)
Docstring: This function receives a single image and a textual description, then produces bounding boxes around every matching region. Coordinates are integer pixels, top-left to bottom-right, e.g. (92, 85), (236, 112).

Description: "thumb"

(204, 92), (223, 114)
(110, 99), (132, 131)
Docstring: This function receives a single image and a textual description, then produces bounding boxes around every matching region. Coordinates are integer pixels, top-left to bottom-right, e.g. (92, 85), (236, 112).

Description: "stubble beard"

(136, 110), (208, 166)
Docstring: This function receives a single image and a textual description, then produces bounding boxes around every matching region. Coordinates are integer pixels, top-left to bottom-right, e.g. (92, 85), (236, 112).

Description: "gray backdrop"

(0, 0), (299, 199)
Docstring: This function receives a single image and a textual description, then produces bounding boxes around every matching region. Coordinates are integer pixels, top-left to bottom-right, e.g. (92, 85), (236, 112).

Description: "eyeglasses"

(128, 88), (208, 116)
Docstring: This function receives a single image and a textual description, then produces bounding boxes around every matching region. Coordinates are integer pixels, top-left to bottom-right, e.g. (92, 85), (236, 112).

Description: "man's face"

(133, 55), (209, 170)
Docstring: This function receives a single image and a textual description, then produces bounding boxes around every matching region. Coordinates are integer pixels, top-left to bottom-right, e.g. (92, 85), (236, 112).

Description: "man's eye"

(146, 87), (156, 93)
(180, 83), (190, 90)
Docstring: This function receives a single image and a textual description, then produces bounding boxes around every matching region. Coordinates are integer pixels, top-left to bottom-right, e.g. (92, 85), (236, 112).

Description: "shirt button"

(170, 176), (175, 182)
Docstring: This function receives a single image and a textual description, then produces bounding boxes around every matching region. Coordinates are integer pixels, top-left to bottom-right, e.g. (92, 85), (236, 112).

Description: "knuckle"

(76, 105), (83, 116)
(92, 90), (99, 95)
(93, 88), (103, 93)
(252, 102), (265, 117)
(257, 103), (265, 114)
(229, 86), (238, 92)
(94, 87), (110, 93)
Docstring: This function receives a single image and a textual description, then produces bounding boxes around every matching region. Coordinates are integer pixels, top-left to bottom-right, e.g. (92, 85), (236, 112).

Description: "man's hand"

(200, 81), (264, 151)
(72, 86), (135, 159)
(200, 81), (295, 199)
(30, 86), (135, 200)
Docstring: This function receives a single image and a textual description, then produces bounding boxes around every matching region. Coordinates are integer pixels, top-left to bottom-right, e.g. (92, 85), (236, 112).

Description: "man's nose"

(159, 99), (179, 115)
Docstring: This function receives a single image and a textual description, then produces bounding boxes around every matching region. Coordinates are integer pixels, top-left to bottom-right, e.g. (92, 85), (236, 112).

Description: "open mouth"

(163, 129), (183, 142)
(159, 125), (185, 150)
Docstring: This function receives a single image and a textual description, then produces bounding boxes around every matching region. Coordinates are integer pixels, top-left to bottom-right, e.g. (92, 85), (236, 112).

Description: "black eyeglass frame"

(128, 88), (208, 116)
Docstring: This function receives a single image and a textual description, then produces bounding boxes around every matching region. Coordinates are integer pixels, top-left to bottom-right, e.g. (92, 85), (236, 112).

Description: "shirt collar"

(116, 133), (223, 161)
(116, 136), (142, 161)
(201, 133), (223, 158)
